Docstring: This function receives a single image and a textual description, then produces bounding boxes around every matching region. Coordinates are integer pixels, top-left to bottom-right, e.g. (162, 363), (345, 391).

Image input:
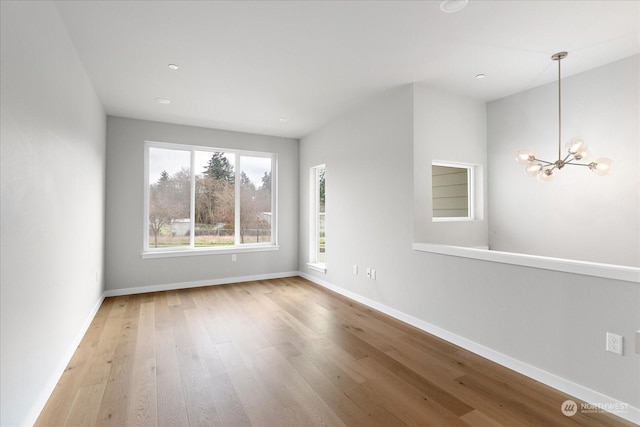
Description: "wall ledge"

(413, 243), (640, 283)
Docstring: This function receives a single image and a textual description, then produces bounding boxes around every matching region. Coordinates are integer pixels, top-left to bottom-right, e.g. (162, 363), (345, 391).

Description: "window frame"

(143, 140), (278, 258)
(431, 160), (475, 222)
(307, 164), (326, 273)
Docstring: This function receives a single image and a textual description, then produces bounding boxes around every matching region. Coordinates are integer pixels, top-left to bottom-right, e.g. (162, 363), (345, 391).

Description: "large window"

(144, 141), (276, 256)
(308, 165), (326, 272)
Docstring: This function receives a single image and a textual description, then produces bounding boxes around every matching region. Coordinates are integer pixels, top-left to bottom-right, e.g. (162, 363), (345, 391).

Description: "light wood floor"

(36, 277), (633, 426)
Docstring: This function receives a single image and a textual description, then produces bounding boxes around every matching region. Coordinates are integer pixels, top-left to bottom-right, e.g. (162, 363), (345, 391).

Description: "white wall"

(488, 56), (639, 267)
(299, 84), (639, 416)
(413, 84), (487, 247)
(0, 2), (106, 426)
(105, 117), (298, 292)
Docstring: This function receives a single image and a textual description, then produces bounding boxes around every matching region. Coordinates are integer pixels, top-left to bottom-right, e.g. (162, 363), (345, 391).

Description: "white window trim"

(432, 160), (476, 222)
(309, 164), (326, 273)
(307, 262), (327, 274)
(143, 140), (278, 256)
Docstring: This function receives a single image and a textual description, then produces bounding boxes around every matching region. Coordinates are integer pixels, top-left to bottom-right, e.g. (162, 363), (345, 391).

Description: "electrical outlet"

(371, 269), (376, 280)
(606, 332), (623, 355)
(231, 254), (237, 262)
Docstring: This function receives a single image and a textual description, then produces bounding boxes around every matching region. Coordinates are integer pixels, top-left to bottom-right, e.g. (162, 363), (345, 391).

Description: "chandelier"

(515, 52), (612, 182)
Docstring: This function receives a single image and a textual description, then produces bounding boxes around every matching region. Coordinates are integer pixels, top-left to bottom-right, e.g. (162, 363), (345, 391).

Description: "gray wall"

(488, 56), (639, 267)
(0, 2), (106, 425)
(299, 84), (639, 410)
(413, 84), (487, 246)
(105, 117), (298, 291)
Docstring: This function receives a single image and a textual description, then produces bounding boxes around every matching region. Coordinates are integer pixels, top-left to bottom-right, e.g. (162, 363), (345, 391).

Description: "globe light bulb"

(573, 146), (591, 161)
(524, 162), (542, 176)
(589, 158), (613, 175)
(537, 168), (555, 182)
(515, 149), (535, 163)
(566, 138), (586, 155)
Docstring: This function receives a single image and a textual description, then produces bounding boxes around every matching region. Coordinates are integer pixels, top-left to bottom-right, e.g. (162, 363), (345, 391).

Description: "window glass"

(309, 165), (326, 266)
(317, 167), (326, 262)
(148, 147), (191, 248)
(194, 151), (235, 247)
(432, 164), (470, 219)
(240, 156), (272, 244)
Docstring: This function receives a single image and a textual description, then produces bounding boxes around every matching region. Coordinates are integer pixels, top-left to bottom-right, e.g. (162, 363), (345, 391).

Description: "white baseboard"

(24, 293), (105, 427)
(299, 272), (640, 425)
(103, 271), (300, 297)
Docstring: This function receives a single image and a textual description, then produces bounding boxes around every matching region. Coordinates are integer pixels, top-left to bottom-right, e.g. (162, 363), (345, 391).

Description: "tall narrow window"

(144, 141), (277, 256)
(308, 165), (326, 272)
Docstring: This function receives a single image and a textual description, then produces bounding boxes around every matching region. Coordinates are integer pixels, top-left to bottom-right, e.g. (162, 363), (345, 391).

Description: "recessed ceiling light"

(475, 73), (486, 79)
(279, 117), (289, 123)
(168, 64), (179, 70)
(154, 98), (171, 104)
(440, 0), (469, 13)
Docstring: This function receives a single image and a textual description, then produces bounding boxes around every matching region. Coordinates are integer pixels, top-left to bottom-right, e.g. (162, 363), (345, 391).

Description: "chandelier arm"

(536, 159), (555, 165)
(563, 162), (593, 167)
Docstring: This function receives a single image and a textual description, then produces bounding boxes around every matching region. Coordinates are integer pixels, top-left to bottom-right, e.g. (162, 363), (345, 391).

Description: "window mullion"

(234, 153), (241, 245)
(190, 149), (196, 248)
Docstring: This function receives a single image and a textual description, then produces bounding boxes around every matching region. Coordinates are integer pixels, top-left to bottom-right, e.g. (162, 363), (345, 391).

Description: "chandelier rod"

(557, 53), (561, 161)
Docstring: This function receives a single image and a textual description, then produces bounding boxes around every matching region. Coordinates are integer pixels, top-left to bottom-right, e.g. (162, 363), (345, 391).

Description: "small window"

(432, 161), (474, 221)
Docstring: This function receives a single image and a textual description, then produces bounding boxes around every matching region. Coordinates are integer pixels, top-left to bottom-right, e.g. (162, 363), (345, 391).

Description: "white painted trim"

(413, 243), (640, 283)
(143, 140), (278, 253)
(23, 293), (105, 427)
(103, 271), (299, 297)
(307, 262), (327, 274)
(299, 272), (640, 425)
(142, 244), (280, 259)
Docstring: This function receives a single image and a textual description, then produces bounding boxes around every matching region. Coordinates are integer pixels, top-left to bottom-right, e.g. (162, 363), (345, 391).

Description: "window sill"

(142, 244), (279, 259)
(307, 262), (327, 274)
(413, 243), (639, 283)
(432, 217), (476, 222)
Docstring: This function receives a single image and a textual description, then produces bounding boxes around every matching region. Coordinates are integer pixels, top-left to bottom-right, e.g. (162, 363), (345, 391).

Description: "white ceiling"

(53, 0), (639, 139)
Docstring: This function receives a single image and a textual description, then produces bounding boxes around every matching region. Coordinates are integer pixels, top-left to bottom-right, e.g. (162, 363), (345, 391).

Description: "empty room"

(1, 1), (639, 426)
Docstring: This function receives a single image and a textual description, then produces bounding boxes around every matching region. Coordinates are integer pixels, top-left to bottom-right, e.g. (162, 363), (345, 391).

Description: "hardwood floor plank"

(155, 328), (189, 427)
(63, 383), (107, 427)
(126, 302), (157, 426)
(460, 409), (505, 426)
(37, 277), (636, 427)
(288, 353), (382, 426)
(95, 296), (140, 426)
(208, 372), (252, 427)
(170, 307), (221, 427)
(35, 298), (115, 426)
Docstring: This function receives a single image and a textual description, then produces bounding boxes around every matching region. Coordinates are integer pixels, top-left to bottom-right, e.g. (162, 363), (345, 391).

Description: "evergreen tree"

(261, 171), (271, 191)
(158, 170), (170, 183)
(204, 152), (234, 183)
